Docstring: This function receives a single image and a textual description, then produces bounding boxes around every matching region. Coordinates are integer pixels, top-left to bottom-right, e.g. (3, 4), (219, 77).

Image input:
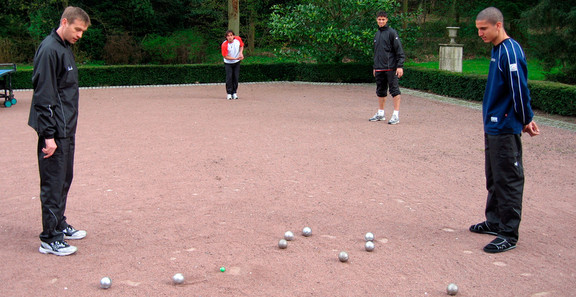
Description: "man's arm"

(523, 121), (540, 137)
(503, 42), (534, 126)
(238, 46), (244, 60)
(393, 30), (405, 78)
(31, 46), (59, 139)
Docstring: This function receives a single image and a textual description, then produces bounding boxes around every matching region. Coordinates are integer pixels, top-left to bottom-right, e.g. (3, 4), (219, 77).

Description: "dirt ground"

(1, 83), (575, 297)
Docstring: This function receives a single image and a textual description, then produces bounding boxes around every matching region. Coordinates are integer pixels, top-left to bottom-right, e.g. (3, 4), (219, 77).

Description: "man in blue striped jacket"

(469, 7), (540, 253)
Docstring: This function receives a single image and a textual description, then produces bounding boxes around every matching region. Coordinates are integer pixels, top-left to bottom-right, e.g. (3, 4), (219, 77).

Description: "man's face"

(377, 16), (388, 28)
(476, 19), (501, 45)
(226, 33), (235, 43)
(60, 18), (88, 44)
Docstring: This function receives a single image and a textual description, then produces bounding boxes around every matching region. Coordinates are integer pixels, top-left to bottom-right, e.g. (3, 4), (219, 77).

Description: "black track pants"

(484, 133), (524, 244)
(37, 136), (75, 243)
(225, 62), (240, 95)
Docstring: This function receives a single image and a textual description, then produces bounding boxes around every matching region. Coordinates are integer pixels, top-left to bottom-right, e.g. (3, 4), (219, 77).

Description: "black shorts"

(375, 70), (401, 97)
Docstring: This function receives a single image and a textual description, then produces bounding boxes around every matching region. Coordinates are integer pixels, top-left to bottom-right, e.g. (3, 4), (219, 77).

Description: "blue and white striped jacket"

(483, 38), (534, 135)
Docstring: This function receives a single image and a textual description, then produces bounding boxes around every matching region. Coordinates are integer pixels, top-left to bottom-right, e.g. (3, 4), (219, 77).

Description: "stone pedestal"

(439, 44), (463, 72)
(439, 27), (463, 72)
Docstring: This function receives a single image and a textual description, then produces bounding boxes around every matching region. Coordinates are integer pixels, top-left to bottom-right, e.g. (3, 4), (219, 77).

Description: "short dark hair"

(61, 6), (91, 26)
(476, 7), (504, 25)
(377, 11), (388, 18)
(225, 30), (235, 37)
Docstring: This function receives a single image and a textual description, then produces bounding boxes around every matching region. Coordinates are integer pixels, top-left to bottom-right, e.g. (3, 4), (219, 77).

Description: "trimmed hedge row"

(10, 63), (575, 116)
(11, 63), (373, 89)
(401, 67), (576, 116)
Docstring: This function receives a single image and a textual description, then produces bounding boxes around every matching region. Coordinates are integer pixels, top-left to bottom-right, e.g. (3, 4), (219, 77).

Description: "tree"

(520, 0), (576, 84)
(269, 0), (418, 63)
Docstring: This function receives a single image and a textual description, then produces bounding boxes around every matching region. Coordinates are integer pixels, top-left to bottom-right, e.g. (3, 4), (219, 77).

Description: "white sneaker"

(63, 225), (87, 240)
(39, 240), (77, 256)
(369, 113), (385, 121)
(232, 93), (239, 100)
(388, 114), (400, 125)
(227, 94), (232, 100)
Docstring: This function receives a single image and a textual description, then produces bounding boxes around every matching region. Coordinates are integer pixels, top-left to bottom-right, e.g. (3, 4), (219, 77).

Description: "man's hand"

(523, 121), (540, 137)
(396, 68), (404, 78)
(42, 138), (57, 158)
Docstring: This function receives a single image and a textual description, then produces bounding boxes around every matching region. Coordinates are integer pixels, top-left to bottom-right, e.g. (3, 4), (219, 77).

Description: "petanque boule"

(284, 231), (295, 241)
(365, 241), (375, 252)
(100, 277), (112, 289)
(338, 251), (349, 262)
(172, 273), (185, 284)
(446, 283), (458, 295)
(365, 232), (375, 242)
(302, 227), (312, 237)
(278, 239), (288, 249)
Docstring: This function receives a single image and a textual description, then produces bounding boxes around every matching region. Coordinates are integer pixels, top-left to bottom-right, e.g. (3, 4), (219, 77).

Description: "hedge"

(10, 63), (575, 116)
(401, 67), (576, 116)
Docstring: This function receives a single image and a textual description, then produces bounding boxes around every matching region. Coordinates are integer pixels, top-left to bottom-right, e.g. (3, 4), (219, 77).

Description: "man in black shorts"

(369, 11), (405, 125)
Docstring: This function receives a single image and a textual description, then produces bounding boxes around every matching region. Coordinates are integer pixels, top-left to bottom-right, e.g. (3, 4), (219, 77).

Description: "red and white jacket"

(221, 36), (244, 64)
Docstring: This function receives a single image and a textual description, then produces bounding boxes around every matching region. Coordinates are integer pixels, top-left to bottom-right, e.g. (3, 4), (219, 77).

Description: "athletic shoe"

(232, 93), (239, 100)
(63, 225), (87, 240)
(388, 114), (400, 125)
(483, 237), (516, 253)
(369, 113), (385, 121)
(469, 221), (499, 236)
(227, 94), (232, 100)
(39, 240), (77, 256)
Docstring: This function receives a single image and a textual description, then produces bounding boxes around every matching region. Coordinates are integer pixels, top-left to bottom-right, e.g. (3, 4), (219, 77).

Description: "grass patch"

(405, 58), (559, 81)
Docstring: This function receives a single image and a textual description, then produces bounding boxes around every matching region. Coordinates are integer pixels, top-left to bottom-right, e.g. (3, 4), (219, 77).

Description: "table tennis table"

(0, 63), (17, 108)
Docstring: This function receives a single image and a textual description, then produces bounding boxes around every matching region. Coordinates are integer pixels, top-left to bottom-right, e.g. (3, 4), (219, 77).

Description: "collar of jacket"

(51, 29), (70, 47)
(378, 25), (389, 31)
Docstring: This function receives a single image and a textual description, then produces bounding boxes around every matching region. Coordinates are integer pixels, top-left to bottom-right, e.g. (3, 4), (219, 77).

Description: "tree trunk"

(402, 0), (408, 29)
(228, 0), (240, 35)
(248, 13), (255, 53)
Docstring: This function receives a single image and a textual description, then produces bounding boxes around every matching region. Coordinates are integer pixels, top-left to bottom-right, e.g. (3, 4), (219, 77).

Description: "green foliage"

(140, 30), (207, 64)
(520, 0), (576, 84)
(27, 2), (61, 43)
(269, 0), (418, 63)
(103, 33), (143, 65)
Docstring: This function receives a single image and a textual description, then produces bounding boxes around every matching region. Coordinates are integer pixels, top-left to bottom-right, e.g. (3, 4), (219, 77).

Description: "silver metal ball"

(278, 239), (288, 249)
(302, 227), (312, 237)
(365, 241), (375, 252)
(446, 283), (458, 295)
(338, 251), (349, 262)
(100, 277), (112, 289)
(172, 273), (185, 284)
(365, 232), (375, 242)
(284, 231), (294, 241)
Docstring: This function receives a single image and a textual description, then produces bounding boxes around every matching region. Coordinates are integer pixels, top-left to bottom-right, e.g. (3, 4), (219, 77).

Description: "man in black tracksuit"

(28, 7), (90, 256)
(370, 11), (405, 125)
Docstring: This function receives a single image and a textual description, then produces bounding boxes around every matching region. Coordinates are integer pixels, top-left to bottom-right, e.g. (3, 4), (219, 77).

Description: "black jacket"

(29, 30), (79, 139)
(373, 25), (405, 70)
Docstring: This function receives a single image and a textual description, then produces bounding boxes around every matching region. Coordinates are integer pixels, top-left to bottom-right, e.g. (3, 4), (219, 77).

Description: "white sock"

(378, 109), (385, 116)
(393, 110), (399, 117)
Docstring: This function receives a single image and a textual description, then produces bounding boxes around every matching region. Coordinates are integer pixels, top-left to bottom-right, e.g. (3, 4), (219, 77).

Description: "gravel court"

(1, 82), (575, 296)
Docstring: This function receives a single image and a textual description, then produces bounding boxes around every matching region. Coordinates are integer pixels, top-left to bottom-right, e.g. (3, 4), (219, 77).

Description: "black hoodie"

(373, 25), (405, 70)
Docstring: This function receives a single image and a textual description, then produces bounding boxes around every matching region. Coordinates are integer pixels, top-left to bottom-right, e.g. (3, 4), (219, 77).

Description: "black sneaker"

(469, 221), (499, 236)
(39, 240), (77, 256)
(483, 237), (516, 253)
(63, 225), (87, 240)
